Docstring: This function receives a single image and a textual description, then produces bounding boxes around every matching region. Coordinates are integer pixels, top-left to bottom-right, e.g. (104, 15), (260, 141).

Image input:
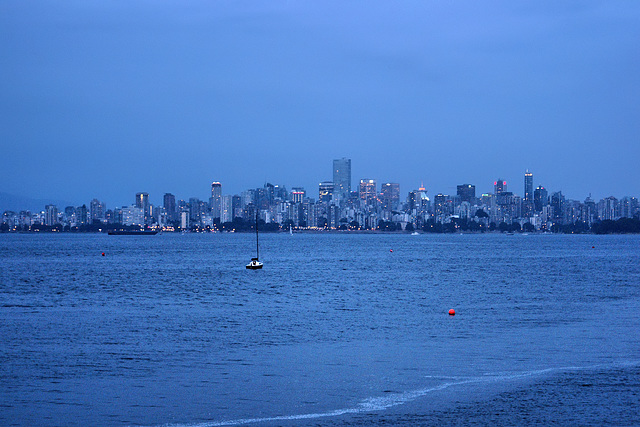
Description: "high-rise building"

(44, 204), (59, 226)
(76, 204), (88, 225)
(221, 195), (233, 223)
(534, 186), (548, 212)
(291, 187), (306, 204)
(122, 205), (144, 226)
(90, 199), (106, 223)
(318, 181), (334, 203)
(210, 182), (222, 219)
(163, 193), (176, 222)
(494, 179), (506, 195)
(135, 192), (150, 223)
(550, 191), (565, 223)
(457, 184), (476, 203)
(359, 179), (377, 206)
(523, 170), (534, 217)
(381, 183), (400, 211)
(333, 158), (351, 203)
(524, 171), (533, 202)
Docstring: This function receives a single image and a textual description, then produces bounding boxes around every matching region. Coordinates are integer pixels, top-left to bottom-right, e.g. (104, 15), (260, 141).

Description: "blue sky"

(1, 1), (639, 208)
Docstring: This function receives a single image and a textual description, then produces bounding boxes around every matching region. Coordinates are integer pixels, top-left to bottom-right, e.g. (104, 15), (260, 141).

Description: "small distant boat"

(411, 231), (420, 236)
(246, 212), (263, 270)
(108, 230), (158, 236)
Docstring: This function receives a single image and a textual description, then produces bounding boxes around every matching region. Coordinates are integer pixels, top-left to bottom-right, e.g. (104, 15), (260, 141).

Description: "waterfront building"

(433, 194), (448, 222)
(599, 196), (618, 221)
(583, 196), (597, 226)
(210, 182), (222, 219)
(180, 211), (189, 229)
(90, 199), (106, 223)
(221, 195), (233, 223)
(76, 204), (88, 225)
(189, 198), (204, 225)
(163, 193), (176, 222)
(550, 192), (565, 223)
(135, 192), (150, 223)
(44, 204), (59, 226)
(620, 196), (639, 218)
(333, 158), (351, 204)
(122, 206), (144, 226)
(232, 195), (242, 219)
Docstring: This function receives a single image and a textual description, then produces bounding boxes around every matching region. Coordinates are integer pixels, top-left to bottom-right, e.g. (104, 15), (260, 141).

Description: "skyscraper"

(135, 192), (150, 223)
(494, 179), (506, 195)
(332, 158), (351, 204)
(381, 183), (400, 211)
(210, 182), (222, 219)
(359, 179), (377, 206)
(291, 187), (306, 204)
(163, 193), (176, 222)
(318, 181), (334, 203)
(90, 199), (106, 222)
(534, 186), (548, 212)
(523, 170), (534, 217)
(456, 184), (476, 203)
(524, 171), (533, 202)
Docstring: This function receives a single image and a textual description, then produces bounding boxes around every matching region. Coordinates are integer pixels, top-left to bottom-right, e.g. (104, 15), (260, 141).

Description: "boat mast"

(255, 209), (259, 260)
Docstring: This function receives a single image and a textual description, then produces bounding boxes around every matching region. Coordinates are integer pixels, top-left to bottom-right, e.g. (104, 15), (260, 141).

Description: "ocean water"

(0, 232), (639, 426)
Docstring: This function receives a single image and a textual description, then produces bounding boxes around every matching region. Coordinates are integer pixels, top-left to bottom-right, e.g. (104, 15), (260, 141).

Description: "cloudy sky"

(1, 1), (639, 208)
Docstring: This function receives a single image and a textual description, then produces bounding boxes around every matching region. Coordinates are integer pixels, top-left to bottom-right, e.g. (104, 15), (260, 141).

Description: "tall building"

(359, 179), (377, 206)
(456, 184), (476, 203)
(44, 204), (59, 226)
(534, 186), (548, 212)
(550, 191), (565, 223)
(494, 179), (506, 195)
(221, 195), (233, 223)
(333, 158), (351, 203)
(380, 183), (400, 211)
(135, 192), (150, 222)
(122, 205), (144, 226)
(163, 193), (176, 222)
(90, 199), (106, 223)
(318, 181), (334, 203)
(210, 182), (222, 219)
(523, 170), (534, 217)
(524, 171), (533, 202)
(291, 187), (306, 204)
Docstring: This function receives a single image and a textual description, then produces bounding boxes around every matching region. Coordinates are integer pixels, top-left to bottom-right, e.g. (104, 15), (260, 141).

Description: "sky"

(1, 1), (639, 208)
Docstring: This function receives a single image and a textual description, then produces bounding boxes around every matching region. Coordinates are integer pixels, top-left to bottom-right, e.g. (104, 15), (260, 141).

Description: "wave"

(161, 361), (640, 427)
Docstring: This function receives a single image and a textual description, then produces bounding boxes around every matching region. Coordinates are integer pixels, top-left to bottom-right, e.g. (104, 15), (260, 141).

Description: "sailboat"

(246, 211), (263, 269)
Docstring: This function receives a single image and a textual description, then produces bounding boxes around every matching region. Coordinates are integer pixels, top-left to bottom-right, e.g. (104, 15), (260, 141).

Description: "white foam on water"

(160, 361), (640, 427)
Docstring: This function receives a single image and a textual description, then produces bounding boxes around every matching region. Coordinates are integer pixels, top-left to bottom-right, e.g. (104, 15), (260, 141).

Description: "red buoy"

(101, 252), (105, 256)
(390, 249), (393, 252)
(448, 309), (455, 316)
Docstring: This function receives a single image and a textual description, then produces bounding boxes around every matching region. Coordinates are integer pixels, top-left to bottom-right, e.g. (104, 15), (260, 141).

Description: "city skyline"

(1, 164), (637, 213)
(1, 2), (639, 209)
(2, 157), (638, 234)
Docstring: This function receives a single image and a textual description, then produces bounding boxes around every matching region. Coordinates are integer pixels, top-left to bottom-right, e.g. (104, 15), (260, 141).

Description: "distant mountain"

(0, 192), (75, 214)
